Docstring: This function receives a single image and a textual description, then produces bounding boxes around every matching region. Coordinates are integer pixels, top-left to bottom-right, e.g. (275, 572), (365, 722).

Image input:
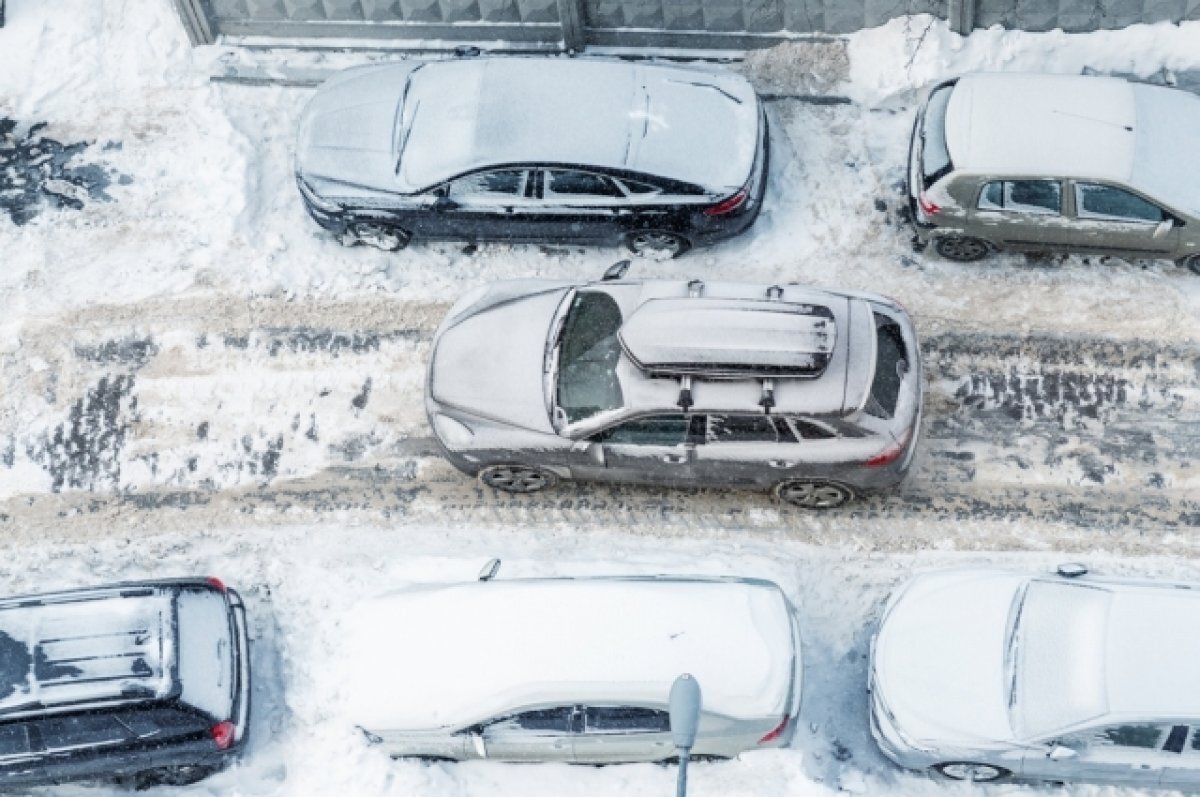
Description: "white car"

(338, 570), (802, 763)
(870, 565), (1200, 788)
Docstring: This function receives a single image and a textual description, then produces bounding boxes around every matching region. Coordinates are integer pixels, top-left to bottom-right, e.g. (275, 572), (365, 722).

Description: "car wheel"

(934, 762), (1010, 782)
(773, 480), (854, 509)
(133, 764), (218, 788)
(934, 235), (990, 262)
(1180, 254), (1200, 275)
(346, 222), (410, 252)
(624, 230), (690, 260)
(478, 464), (558, 494)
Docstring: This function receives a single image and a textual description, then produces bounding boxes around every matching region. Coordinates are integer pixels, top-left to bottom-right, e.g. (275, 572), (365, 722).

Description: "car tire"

(773, 480), (854, 510)
(1180, 254), (1200, 275)
(132, 764), (218, 788)
(478, 464), (559, 494)
(624, 230), (691, 260)
(934, 235), (991, 262)
(934, 762), (1010, 782)
(345, 222), (411, 252)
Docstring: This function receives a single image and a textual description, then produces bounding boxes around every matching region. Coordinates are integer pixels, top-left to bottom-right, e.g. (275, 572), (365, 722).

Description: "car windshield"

(554, 291), (625, 424)
(1010, 580), (1111, 739)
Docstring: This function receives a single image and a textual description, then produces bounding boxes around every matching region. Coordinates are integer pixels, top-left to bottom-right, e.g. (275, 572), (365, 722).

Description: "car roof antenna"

(478, 558), (502, 581)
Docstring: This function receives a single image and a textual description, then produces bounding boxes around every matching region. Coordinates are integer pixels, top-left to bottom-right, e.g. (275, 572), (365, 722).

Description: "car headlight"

(432, 413), (474, 448)
(296, 176), (341, 213)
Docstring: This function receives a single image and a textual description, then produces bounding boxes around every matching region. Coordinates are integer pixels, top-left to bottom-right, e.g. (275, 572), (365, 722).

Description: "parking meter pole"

(669, 674), (702, 797)
(676, 749), (690, 797)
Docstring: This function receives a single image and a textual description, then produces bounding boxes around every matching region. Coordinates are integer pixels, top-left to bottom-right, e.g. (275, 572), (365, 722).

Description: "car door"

(0, 724), (44, 786)
(437, 168), (537, 242)
(532, 169), (628, 243)
(1066, 181), (1178, 256)
(1157, 724), (1200, 789)
(33, 712), (131, 782)
(691, 413), (805, 487)
(969, 179), (1074, 251)
(479, 707), (579, 762)
(571, 706), (673, 764)
(572, 414), (700, 486)
(1023, 722), (1175, 786)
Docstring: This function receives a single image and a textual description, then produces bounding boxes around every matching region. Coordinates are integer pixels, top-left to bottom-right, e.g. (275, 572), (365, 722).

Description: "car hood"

(295, 63), (423, 195)
(873, 569), (1024, 748)
(429, 284), (570, 435)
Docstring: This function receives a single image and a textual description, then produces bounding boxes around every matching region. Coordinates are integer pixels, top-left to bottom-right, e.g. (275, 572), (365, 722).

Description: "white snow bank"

(847, 15), (1200, 106)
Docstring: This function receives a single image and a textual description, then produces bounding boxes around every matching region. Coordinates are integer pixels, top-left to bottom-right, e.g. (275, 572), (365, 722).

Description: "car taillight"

(759, 715), (790, 744)
(206, 576), (227, 593)
(211, 721), (236, 750)
(866, 428), (912, 469)
(917, 193), (940, 216)
(703, 189), (748, 217)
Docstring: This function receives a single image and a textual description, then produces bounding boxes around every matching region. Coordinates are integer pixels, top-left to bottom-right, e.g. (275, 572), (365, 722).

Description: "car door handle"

(769, 459), (796, 468)
(662, 453), (687, 464)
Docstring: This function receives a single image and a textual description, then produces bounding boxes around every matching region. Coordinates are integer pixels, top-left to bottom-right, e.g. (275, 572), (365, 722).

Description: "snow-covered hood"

(429, 285), (568, 434)
(873, 569), (1024, 748)
(294, 63), (422, 195)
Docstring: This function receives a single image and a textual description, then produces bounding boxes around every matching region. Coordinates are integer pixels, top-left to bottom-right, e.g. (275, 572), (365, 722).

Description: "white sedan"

(870, 565), (1200, 788)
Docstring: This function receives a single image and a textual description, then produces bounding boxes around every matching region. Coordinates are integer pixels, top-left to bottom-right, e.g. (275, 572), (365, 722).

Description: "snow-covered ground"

(2, 0), (1200, 794)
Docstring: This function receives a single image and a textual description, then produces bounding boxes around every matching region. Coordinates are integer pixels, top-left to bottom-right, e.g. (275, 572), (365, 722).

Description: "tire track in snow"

(1, 296), (1197, 541)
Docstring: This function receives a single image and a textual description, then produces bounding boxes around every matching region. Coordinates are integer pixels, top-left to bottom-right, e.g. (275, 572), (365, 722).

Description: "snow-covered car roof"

(0, 586), (174, 716)
(340, 576), (797, 732)
(396, 57), (761, 193)
(943, 73), (1200, 217)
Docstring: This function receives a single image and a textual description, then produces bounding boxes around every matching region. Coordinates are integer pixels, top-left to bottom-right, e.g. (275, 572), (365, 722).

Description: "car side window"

(615, 178), (662, 196)
(488, 707), (577, 734)
(978, 180), (1061, 215)
(789, 417), (838, 440)
(36, 713), (128, 751)
(705, 414), (791, 444)
(584, 707), (670, 734)
(1063, 724), (1170, 750)
(1074, 183), (1164, 223)
(0, 723), (34, 760)
(545, 170), (624, 198)
(447, 169), (528, 201)
(592, 415), (690, 446)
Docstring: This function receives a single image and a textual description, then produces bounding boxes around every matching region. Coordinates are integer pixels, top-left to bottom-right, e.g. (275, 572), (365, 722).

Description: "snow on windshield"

(1014, 580), (1111, 738)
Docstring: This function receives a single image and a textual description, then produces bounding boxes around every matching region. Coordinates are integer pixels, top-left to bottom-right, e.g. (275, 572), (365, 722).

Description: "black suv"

(0, 578), (250, 788)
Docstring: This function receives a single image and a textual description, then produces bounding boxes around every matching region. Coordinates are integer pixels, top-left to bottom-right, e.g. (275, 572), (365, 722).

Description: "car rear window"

(176, 588), (234, 721)
(921, 83), (955, 188)
(866, 313), (907, 419)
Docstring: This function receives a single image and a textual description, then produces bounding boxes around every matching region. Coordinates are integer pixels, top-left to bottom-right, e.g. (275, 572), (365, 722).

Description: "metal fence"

(170, 0), (1200, 47)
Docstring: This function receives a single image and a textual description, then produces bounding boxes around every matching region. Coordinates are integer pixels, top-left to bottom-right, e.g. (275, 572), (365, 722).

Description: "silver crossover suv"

(871, 565), (1200, 788)
(909, 73), (1200, 273)
(341, 570), (802, 763)
(425, 266), (922, 508)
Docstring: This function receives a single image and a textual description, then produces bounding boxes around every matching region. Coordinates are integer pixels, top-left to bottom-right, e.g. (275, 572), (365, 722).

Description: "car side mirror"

(1153, 218), (1175, 239)
(433, 196), (460, 212)
(601, 260), (631, 281)
(1047, 744), (1077, 761)
(471, 732), (488, 758)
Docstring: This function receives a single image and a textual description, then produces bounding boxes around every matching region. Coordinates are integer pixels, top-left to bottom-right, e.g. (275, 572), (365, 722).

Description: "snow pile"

(846, 15), (1200, 105)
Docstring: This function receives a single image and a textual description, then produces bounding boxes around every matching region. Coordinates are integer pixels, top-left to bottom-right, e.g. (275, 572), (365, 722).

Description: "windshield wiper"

(1005, 584), (1030, 713)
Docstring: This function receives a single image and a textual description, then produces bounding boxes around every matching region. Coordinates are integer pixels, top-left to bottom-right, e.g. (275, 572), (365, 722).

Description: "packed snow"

(3, 1), (1200, 795)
